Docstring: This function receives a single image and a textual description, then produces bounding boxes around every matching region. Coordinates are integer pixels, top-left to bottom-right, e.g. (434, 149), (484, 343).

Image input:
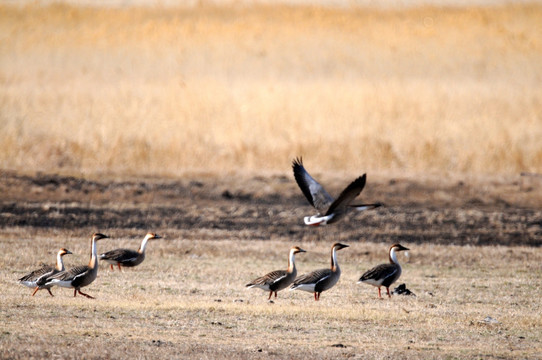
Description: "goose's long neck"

(55, 251), (65, 271)
(287, 249), (296, 273)
(139, 235), (151, 254)
(331, 248), (339, 272)
(89, 238), (98, 269)
(389, 248), (399, 265)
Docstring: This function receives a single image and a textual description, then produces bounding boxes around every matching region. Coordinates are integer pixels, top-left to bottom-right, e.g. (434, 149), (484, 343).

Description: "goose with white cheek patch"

(44, 233), (109, 299)
(18, 248), (72, 297)
(246, 246), (306, 300)
(292, 157), (381, 226)
(358, 243), (409, 298)
(100, 233), (161, 271)
(290, 243), (349, 301)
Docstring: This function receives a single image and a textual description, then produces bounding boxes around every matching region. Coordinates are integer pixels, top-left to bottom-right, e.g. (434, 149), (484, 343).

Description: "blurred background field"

(1, 1), (541, 177)
(1, 4), (542, 358)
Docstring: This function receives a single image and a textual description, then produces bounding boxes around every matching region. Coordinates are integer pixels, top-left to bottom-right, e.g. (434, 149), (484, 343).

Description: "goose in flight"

(292, 157), (381, 226)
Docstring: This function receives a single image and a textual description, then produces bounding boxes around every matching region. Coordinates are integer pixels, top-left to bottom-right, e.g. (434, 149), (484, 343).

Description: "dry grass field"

(1, 2), (542, 359)
(1, 237), (541, 359)
(0, 171), (541, 359)
(1, 2), (542, 175)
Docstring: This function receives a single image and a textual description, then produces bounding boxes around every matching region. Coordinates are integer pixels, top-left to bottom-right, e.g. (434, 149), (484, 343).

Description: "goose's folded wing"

(359, 263), (397, 282)
(18, 265), (54, 283)
(49, 265), (90, 282)
(247, 270), (287, 287)
(293, 268), (331, 286)
(292, 157), (334, 212)
(100, 248), (138, 262)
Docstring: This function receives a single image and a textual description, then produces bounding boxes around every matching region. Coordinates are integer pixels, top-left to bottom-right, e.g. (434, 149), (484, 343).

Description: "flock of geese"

(19, 233), (162, 299)
(247, 242), (409, 301)
(18, 157), (410, 301)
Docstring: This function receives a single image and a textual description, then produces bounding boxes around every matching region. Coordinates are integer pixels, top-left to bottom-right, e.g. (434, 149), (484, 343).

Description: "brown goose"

(290, 243), (349, 301)
(358, 243), (409, 298)
(44, 233), (109, 299)
(292, 157), (381, 226)
(18, 248), (73, 297)
(99, 233), (161, 271)
(246, 246), (306, 300)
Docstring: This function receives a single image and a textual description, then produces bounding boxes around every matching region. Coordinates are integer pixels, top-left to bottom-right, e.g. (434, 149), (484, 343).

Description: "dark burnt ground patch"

(1, 171), (540, 246)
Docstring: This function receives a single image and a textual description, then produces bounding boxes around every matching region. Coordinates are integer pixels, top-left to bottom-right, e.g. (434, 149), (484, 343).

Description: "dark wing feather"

(293, 268), (331, 286)
(18, 265), (55, 283)
(292, 157), (334, 212)
(359, 263), (398, 283)
(325, 174), (366, 215)
(246, 270), (287, 287)
(100, 248), (139, 263)
(49, 265), (90, 282)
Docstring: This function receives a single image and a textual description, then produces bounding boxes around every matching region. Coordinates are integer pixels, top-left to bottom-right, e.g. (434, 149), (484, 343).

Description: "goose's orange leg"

(77, 289), (95, 299)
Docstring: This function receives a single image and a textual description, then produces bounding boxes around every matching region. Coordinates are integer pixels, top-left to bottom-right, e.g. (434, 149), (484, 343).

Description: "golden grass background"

(1, 3), (541, 176)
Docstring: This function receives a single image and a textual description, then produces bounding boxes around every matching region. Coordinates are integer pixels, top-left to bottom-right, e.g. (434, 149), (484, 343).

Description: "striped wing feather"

(19, 265), (55, 283)
(360, 263), (398, 284)
(100, 248), (139, 263)
(325, 174), (366, 215)
(293, 268), (331, 286)
(292, 158), (334, 212)
(50, 265), (90, 282)
(247, 270), (287, 287)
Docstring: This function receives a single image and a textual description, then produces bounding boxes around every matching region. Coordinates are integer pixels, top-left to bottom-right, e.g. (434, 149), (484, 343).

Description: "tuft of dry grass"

(1, 3), (542, 176)
(1, 235), (542, 359)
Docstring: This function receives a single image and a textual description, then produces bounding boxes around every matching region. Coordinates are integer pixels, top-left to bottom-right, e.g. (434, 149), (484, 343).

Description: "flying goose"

(44, 233), (109, 299)
(292, 157), (381, 226)
(358, 243), (409, 298)
(18, 248), (73, 296)
(290, 242), (349, 301)
(99, 233), (161, 271)
(246, 246), (306, 300)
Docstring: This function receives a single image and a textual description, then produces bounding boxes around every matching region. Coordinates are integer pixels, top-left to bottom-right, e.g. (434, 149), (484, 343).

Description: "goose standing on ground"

(292, 157), (381, 226)
(246, 246), (306, 300)
(290, 243), (349, 301)
(358, 243), (409, 298)
(44, 233), (109, 299)
(18, 248), (73, 297)
(99, 233), (161, 271)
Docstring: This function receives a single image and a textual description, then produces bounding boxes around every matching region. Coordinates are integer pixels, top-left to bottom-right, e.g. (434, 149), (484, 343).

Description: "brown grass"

(1, 3), (542, 176)
(0, 168), (541, 359)
(1, 234), (542, 359)
(1, 4), (541, 357)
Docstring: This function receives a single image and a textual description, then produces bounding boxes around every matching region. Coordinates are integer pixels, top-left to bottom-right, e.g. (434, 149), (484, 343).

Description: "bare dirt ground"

(1, 170), (540, 246)
(1, 171), (541, 359)
(2, 2), (542, 357)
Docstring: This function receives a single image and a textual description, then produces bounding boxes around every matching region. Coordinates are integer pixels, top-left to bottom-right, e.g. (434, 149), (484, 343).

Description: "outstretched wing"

(325, 174), (366, 215)
(292, 157), (334, 212)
